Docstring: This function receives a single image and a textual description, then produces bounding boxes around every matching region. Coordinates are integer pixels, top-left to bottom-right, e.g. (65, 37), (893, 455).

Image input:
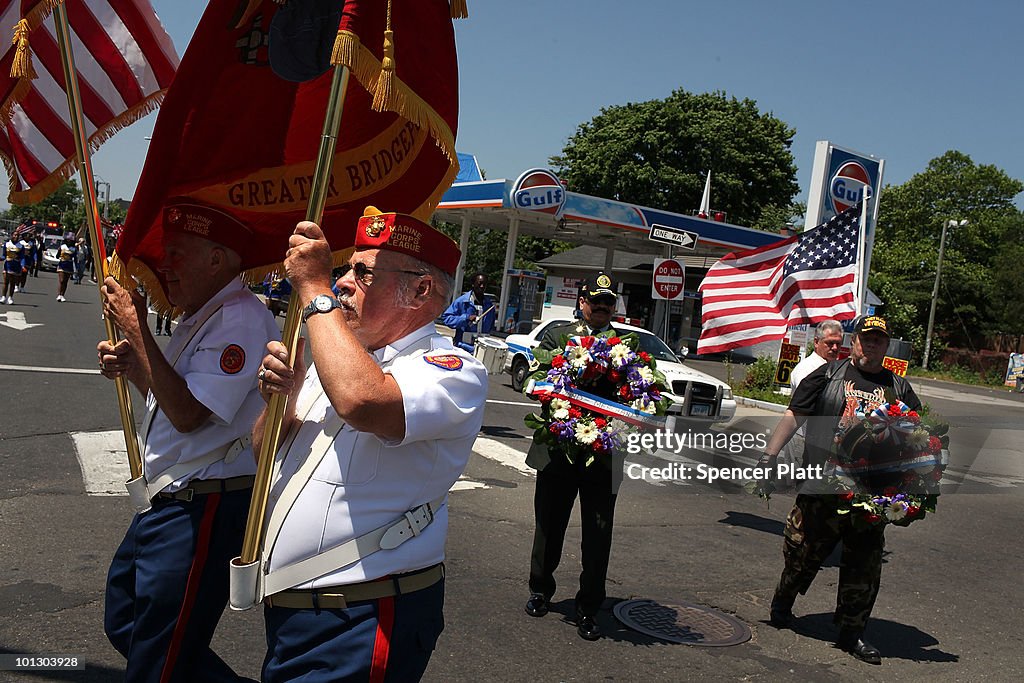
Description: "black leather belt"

(155, 475), (255, 502)
(264, 563), (445, 609)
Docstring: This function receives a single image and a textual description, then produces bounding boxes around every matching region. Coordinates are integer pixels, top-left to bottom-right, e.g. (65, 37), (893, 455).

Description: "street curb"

(734, 395), (787, 413)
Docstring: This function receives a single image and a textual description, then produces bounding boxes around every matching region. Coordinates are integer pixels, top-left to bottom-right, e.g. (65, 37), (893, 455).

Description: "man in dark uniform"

(524, 272), (622, 641)
(758, 315), (922, 664)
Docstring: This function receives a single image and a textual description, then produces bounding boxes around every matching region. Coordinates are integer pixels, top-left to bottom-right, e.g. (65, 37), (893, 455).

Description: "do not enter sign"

(652, 258), (685, 300)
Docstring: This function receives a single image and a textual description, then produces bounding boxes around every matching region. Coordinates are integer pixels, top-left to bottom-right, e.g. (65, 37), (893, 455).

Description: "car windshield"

(43, 236), (62, 250)
(635, 331), (681, 363)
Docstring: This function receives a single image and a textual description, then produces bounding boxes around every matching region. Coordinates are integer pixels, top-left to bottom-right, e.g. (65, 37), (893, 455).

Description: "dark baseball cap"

(580, 272), (617, 300)
(853, 314), (891, 337)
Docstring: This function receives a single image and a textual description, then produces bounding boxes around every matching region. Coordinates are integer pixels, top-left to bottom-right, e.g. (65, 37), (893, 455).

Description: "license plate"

(690, 404), (711, 417)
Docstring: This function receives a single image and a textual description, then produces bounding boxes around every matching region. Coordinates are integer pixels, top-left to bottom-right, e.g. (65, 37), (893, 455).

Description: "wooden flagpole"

(239, 64), (352, 566)
(52, 3), (144, 482)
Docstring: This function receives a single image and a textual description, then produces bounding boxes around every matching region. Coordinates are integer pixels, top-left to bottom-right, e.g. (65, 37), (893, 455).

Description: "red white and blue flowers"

(524, 332), (671, 466)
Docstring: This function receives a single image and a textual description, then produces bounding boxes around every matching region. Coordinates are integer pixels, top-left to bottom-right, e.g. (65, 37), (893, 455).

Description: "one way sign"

(648, 223), (698, 250)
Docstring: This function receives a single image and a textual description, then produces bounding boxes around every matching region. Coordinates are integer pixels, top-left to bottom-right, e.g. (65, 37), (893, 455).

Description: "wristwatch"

(301, 294), (343, 322)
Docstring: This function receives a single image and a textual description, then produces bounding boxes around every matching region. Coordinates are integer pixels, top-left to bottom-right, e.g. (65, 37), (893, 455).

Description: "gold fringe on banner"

(4, 90), (168, 205)
(371, 1), (396, 112)
(10, 19), (37, 80)
(450, 0), (469, 19)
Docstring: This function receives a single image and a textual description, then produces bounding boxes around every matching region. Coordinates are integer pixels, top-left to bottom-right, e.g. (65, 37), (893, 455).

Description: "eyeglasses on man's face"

(337, 261), (426, 287)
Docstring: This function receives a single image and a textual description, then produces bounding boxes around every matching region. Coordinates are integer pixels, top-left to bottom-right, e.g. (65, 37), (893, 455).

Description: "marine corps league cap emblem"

(220, 344), (246, 374)
(596, 274), (611, 288)
(167, 208), (183, 225)
(365, 216), (386, 238)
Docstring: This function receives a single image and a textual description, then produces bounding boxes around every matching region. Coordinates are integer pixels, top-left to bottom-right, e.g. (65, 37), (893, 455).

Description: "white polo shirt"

(265, 323), (487, 588)
(143, 279), (280, 491)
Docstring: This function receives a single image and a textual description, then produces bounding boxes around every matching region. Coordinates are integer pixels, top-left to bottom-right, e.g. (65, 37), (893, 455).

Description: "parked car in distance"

(503, 319), (736, 424)
(39, 234), (64, 272)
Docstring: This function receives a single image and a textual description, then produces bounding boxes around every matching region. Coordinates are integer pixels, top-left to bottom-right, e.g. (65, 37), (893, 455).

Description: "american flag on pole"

(697, 203), (862, 354)
(0, 0), (178, 204)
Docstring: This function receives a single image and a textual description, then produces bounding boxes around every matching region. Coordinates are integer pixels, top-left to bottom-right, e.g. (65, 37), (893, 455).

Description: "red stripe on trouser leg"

(159, 493), (222, 683)
(369, 595), (395, 683)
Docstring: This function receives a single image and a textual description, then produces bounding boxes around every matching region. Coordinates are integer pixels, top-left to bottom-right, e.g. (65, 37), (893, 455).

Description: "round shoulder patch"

(424, 354), (463, 371)
(220, 344), (246, 374)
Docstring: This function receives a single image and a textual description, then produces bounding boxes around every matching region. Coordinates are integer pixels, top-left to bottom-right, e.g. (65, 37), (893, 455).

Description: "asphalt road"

(1, 271), (1022, 682)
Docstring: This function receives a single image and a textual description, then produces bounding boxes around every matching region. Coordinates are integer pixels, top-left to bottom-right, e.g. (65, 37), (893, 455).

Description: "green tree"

(870, 151), (1024, 362)
(2, 179), (81, 226)
(550, 89), (800, 227)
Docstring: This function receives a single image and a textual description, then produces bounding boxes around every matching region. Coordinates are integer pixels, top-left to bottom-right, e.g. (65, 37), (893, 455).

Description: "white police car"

(503, 319), (736, 423)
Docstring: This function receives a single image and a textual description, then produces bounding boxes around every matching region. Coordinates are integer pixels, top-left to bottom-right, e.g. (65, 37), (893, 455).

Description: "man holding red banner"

(97, 200), (279, 682)
(254, 208), (486, 682)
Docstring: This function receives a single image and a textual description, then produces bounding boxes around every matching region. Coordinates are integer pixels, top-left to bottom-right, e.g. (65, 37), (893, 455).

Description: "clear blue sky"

(6, 0), (1023, 213)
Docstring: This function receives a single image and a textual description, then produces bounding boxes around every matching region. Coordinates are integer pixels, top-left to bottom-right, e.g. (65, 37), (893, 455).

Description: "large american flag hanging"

(697, 203), (862, 354)
(0, 0), (178, 204)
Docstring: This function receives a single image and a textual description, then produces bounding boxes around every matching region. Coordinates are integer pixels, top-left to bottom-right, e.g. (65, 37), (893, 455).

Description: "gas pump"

(502, 269), (546, 332)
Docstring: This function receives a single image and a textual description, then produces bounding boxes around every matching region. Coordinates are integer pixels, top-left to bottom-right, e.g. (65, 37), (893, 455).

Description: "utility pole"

(922, 218), (967, 369)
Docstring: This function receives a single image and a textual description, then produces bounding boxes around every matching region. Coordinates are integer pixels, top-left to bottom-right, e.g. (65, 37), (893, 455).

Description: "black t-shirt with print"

(789, 361), (922, 491)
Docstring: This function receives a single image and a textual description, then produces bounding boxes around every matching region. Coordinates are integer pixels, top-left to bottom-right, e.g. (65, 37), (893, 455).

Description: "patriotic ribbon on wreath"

(832, 449), (949, 478)
(865, 401), (918, 443)
(526, 380), (667, 431)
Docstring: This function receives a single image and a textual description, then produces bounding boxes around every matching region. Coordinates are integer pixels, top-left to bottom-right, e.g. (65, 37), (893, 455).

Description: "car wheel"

(511, 356), (529, 392)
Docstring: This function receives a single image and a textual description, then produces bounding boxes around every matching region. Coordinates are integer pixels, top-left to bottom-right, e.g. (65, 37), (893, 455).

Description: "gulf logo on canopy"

(511, 168), (566, 215)
(829, 161), (873, 213)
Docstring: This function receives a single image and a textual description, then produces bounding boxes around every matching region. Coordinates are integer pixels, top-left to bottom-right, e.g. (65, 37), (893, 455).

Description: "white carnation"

(638, 366), (655, 383)
(574, 421), (599, 444)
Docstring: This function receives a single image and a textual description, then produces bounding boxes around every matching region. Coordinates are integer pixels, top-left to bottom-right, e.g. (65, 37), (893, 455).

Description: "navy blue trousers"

(262, 578), (444, 683)
(104, 488), (252, 683)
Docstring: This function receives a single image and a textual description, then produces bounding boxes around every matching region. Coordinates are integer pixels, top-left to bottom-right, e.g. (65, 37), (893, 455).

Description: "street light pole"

(922, 218), (967, 369)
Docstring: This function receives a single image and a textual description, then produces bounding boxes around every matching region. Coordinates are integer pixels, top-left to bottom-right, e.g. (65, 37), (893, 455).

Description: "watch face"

(315, 296), (333, 312)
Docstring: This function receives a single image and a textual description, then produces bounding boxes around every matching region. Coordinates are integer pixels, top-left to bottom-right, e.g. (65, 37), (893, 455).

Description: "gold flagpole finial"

(11, 19), (37, 80)
(450, 0), (469, 19)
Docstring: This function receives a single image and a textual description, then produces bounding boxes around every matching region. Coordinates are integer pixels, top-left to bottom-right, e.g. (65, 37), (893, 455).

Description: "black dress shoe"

(525, 593), (549, 617)
(769, 597), (794, 629)
(836, 631), (881, 664)
(576, 614), (601, 641)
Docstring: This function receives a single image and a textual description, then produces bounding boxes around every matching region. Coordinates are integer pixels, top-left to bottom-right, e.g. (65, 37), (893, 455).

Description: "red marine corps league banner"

(116, 0), (461, 307)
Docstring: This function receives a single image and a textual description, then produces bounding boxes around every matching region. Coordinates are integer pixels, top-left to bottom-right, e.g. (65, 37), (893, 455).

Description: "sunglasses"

(338, 262), (426, 287)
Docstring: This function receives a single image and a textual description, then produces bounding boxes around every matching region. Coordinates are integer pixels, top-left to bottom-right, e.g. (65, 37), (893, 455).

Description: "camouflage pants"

(774, 494), (885, 632)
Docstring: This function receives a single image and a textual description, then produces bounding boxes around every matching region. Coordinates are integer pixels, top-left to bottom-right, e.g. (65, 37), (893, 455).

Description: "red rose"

(883, 486), (898, 497)
(839, 491), (855, 502)
(907, 410), (918, 418)
(581, 336), (595, 348)
(569, 407), (582, 419)
(608, 370), (621, 383)
(595, 418), (607, 429)
(592, 440), (605, 452)
(608, 336), (621, 345)
(551, 355), (566, 368)
(639, 351), (652, 363)
(928, 436), (942, 454)
(907, 505), (920, 517)
(931, 468), (943, 482)
(548, 424), (560, 434)
(865, 513), (881, 524)
(539, 395), (552, 405)
(619, 385), (632, 398)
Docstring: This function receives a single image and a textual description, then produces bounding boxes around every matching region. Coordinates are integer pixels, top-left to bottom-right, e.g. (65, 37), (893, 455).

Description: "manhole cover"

(613, 599), (751, 646)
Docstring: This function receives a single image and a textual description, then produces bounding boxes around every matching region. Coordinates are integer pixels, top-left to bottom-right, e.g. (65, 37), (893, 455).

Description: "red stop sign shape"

(653, 258), (685, 299)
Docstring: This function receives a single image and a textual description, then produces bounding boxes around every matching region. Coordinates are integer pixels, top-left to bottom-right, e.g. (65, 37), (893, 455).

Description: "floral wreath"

(524, 331), (672, 466)
(829, 400), (947, 528)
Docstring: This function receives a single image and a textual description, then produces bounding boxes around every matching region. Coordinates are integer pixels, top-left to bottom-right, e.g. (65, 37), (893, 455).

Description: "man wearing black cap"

(524, 272), (621, 641)
(758, 315), (921, 664)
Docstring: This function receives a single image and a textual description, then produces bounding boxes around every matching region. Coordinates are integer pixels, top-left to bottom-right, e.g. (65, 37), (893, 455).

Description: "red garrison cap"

(355, 207), (461, 276)
(162, 198), (253, 259)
